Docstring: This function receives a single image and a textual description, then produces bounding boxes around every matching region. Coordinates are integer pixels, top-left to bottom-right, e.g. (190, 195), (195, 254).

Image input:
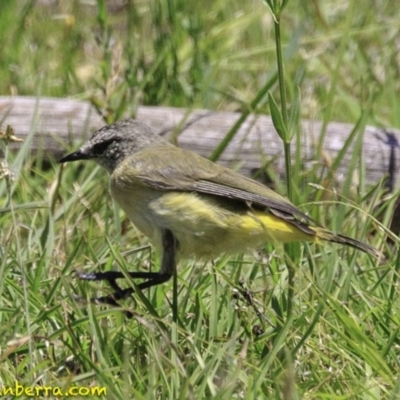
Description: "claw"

(73, 270), (98, 280)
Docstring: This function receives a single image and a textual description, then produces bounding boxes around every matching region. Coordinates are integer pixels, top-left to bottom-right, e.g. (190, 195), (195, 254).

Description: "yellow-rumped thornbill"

(59, 119), (381, 309)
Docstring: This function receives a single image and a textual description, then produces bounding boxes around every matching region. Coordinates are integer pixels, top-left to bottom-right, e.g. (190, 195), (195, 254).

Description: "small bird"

(59, 119), (380, 308)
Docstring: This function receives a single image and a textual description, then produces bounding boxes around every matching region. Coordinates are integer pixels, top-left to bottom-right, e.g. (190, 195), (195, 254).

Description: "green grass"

(1, 0), (400, 399)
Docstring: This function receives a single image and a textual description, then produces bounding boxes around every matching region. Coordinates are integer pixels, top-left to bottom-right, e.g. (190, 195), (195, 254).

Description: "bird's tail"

(312, 227), (382, 260)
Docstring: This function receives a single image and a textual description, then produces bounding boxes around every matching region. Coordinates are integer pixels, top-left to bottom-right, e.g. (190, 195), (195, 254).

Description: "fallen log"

(1, 96), (399, 188)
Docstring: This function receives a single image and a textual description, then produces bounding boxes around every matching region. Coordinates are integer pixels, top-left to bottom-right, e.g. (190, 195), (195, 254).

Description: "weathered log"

(1, 96), (399, 187)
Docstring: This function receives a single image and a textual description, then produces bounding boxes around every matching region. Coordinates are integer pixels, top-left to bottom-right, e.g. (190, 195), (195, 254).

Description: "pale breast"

(110, 173), (164, 247)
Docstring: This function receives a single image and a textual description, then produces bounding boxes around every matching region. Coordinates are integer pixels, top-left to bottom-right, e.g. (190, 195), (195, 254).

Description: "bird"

(59, 118), (380, 309)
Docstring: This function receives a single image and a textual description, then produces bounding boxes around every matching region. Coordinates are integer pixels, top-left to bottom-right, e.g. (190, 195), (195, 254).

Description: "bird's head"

(59, 119), (164, 173)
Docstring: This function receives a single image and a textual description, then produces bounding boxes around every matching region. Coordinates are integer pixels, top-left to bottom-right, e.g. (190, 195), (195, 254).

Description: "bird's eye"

(92, 139), (114, 155)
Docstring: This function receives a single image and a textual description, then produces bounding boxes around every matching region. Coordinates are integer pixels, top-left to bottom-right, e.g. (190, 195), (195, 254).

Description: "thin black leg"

(76, 229), (178, 313)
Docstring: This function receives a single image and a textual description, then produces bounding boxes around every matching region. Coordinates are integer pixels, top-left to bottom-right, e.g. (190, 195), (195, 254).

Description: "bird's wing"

(119, 144), (317, 232)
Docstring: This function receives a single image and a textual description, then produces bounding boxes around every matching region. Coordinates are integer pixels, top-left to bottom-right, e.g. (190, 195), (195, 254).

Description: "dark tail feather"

(312, 227), (383, 260)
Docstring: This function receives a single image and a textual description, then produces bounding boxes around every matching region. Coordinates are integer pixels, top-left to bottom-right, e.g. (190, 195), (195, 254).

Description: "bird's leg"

(75, 229), (177, 310)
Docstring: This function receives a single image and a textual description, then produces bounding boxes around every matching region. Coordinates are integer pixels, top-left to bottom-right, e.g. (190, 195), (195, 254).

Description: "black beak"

(58, 149), (93, 163)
